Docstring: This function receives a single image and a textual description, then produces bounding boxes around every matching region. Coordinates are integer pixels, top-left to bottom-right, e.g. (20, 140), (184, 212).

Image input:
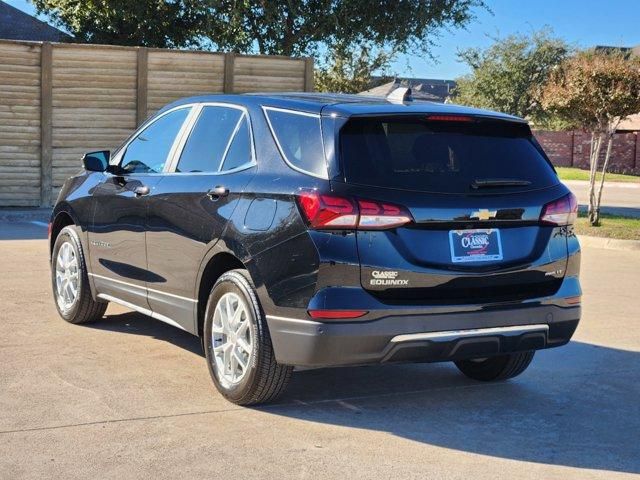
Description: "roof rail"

(386, 87), (413, 104)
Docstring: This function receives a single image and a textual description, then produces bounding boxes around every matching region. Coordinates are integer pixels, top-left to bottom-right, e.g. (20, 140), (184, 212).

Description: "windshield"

(339, 116), (558, 194)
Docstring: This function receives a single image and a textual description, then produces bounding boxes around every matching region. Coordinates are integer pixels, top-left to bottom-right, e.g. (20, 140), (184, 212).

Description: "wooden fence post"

(304, 57), (314, 92)
(223, 52), (236, 93)
(40, 42), (53, 207)
(136, 47), (148, 126)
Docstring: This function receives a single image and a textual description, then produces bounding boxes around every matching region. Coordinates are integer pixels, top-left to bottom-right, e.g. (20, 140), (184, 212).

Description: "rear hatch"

(332, 114), (571, 305)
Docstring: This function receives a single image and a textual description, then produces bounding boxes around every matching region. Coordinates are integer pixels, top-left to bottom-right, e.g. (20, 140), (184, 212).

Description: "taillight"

(540, 193), (578, 226)
(297, 192), (358, 229)
(296, 192), (413, 230)
(357, 199), (413, 230)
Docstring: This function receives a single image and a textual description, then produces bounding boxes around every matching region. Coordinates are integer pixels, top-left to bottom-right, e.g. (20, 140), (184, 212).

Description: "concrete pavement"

(0, 222), (638, 479)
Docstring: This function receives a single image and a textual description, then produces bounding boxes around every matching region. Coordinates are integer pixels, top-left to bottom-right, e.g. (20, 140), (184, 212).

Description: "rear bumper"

(266, 304), (580, 367)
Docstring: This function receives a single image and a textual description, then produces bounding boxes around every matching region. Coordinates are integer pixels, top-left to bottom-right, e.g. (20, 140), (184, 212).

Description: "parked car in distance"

(49, 91), (581, 405)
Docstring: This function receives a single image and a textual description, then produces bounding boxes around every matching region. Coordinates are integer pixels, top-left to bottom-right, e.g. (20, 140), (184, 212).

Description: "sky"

(6, 0), (640, 79)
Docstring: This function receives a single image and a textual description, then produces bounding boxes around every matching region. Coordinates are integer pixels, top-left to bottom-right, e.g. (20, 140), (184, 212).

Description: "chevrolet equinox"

(49, 92), (581, 405)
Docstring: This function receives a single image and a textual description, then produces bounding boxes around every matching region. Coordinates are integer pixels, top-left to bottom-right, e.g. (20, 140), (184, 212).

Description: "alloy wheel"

(211, 292), (253, 386)
(55, 241), (79, 313)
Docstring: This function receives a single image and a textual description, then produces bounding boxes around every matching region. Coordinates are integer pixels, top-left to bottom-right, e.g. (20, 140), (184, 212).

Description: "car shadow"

(91, 311), (639, 474)
(88, 310), (203, 356)
(270, 341), (640, 474)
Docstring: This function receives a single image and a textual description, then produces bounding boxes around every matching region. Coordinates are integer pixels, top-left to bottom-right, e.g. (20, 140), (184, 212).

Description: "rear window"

(339, 117), (558, 193)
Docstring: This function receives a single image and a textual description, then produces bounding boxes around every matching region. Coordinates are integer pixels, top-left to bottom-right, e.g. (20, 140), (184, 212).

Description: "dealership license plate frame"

(449, 228), (503, 263)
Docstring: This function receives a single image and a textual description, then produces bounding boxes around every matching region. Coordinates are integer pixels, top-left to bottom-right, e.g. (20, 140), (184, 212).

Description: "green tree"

(32, 1), (485, 78)
(31, 0), (207, 48)
(315, 43), (394, 93)
(203, 0), (485, 57)
(541, 51), (640, 225)
(452, 29), (571, 126)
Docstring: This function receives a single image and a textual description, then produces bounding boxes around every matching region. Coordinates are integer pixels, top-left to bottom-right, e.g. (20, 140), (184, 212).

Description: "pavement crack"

(0, 406), (244, 435)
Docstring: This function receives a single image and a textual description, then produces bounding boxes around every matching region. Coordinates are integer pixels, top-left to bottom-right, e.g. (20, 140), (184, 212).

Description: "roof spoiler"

(386, 87), (413, 104)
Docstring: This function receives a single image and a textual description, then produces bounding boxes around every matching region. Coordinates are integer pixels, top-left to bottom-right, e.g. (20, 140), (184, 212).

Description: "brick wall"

(533, 131), (574, 166)
(534, 130), (640, 175)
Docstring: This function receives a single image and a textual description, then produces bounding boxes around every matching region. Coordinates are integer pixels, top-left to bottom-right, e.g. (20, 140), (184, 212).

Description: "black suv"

(49, 92), (581, 405)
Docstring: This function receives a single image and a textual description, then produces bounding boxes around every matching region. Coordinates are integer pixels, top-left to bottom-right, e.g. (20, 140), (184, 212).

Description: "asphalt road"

(0, 222), (638, 479)
(564, 180), (640, 217)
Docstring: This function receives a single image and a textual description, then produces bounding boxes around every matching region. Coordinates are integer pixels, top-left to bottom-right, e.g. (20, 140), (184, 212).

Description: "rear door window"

(264, 107), (327, 178)
(176, 106), (245, 173)
(220, 118), (252, 172)
(339, 116), (558, 193)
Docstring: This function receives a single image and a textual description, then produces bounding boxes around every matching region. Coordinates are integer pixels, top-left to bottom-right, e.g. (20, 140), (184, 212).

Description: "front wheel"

(51, 225), (107, 324)
(454, 351), (535, 382)
(203, 269), (292, 405)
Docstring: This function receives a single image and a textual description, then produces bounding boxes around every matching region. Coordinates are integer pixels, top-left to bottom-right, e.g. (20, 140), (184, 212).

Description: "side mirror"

(82, 150), (110, 172)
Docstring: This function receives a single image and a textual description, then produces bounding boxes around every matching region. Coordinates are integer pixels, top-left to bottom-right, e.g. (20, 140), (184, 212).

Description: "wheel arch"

(49, 207), (81, 259)
(49, 204), (103, 304)
(196, 251), (249, 337)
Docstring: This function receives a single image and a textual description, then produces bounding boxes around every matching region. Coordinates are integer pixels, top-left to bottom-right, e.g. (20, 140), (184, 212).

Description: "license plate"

(449, 228), (503, 263)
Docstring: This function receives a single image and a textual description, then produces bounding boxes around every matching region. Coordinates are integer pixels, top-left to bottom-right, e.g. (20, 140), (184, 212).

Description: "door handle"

(134, 185), (150, 197)
(207, 185), (229, 200)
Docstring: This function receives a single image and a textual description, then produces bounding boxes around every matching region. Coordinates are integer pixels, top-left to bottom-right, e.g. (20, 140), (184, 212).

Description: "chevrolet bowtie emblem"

(470, 209), (497, 220)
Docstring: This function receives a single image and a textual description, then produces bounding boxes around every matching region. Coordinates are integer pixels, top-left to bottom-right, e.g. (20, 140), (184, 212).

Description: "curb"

(578, 235), (640, 252)
(0, 208), (52, 223)
(563, 179), (640, 189)
(577, 205), (640, 218)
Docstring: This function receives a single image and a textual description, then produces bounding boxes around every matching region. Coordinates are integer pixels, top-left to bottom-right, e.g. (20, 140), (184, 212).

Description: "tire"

(51, 225), (107, 324)
(203, 269), (292, 405)
(454, 351), (535, 382)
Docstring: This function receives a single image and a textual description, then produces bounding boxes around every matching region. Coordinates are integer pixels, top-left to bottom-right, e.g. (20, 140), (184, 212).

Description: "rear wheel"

(51, 226), (107, 324)
(203, 269), (292, 405)
(454, 351), (535, 382)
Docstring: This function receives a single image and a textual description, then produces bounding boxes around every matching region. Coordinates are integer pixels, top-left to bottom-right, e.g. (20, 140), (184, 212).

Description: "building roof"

(360, 77), (456, 103)
(0, 1), (71, 42)
(594, 45), (640, 58)
(618, 113), (640, 132)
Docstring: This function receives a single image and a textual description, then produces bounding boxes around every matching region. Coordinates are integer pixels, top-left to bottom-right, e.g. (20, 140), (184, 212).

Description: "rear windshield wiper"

(471, 178), (532, 189)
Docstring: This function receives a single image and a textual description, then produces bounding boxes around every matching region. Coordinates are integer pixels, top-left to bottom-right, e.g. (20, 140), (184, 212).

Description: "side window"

(176, 106), (244, 173)
(220, 116), (252, 172)
(120, 108), (190, 173)
(264, 108), (327, 178)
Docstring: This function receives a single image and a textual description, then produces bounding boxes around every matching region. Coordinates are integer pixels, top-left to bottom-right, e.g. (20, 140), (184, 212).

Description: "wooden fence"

(0, 40), (313, 207)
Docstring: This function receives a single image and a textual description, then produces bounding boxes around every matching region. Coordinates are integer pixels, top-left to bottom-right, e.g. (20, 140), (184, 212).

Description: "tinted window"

(340, 117), (558, 193)
(177, 106), (243, 173)
(121, 108), (189, 173)
(221, 118), (252, 171)
(265, 108), (326, 178)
